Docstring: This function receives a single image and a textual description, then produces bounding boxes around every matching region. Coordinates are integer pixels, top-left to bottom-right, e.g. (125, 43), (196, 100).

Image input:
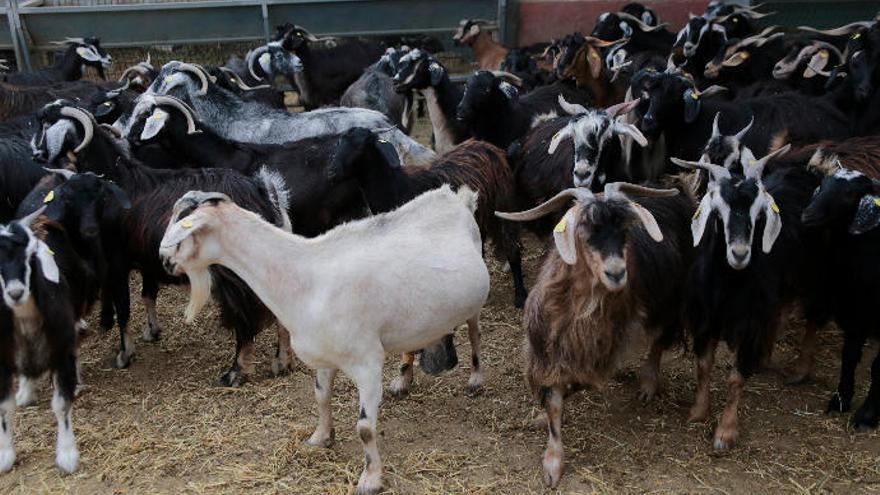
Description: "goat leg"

(541, 386), (565, 488)
(0, 364), (14, 473)
(689, 341), (717, 423)
(352, 361), (384, 495)
(271, 325), (295, 376)
(638, 338), (665, 403)
(828, 332), (866, 414)
(785, 322), (820, 385)
(467, 315), (484, 394)
(306, 368), (337, 447)
(389, 353), (415, 397)
(851, 350), (880, 431)
(52, 354), (79, 474)
(713, 368), (745, 451)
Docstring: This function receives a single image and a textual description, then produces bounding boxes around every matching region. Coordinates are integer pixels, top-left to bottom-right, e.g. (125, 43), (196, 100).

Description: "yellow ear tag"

(165, 75), (173, 82)
(853, 33), (861, 40)
(740, 52), (750, 60)
(748, 159), (757, 167)
(819, 50), (829, 59)
(770, 201), (780, 214)
(181, 219), (193, 229)
(46, 247), (54, 256)
(553, 218), (567, 233)
(732, 17), (739, 23)
(873, 197), (880, 207)
(43, 190), (55, 203)
(377, 139), (388, 144)
(692, 204), (702, 221)
(691, 91), (699, 100)
(590, 51), (599, 60)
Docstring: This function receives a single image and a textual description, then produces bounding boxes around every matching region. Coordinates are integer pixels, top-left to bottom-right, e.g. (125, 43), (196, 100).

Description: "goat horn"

(51, 37), (86, 45)
(797, 21), (873, 37)
(219, 66), (271, 91)
(295, 26), (337, 43)
(150, 95), (200, 134)
(615, 12), (669, 32)
(175, 63), (212, 96)
(734, 117), (754, 140)
(495, 188), (594, 222)
(246, 45), (271, 81)
(118, 64), (150, 81)
(711, 112), (721, 138)
(670, 157), (732, 181)
(606, 182), (679, 198)
(43, 167), (76, 180)
(100, 123), (122, 138)
(107, 78), (130, 97)
(489, 70), (524, 87)
(558, 94), (589, 116)
(59, 106), (95, 154)
(812, 40), (844, 62)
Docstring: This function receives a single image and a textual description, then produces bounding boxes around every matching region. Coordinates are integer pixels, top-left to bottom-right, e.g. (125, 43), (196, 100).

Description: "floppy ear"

(803, 49), (829, 78)
(76, 46), (102, 62)
(586, 46), (604, 79)
(722, 51), (750, 67)
(104, 182), (132, 210)
(258, 52), (272, 76)
(94, 100), (116, 118)
(548, 125), (573, 154)
(374, 137), (401, 168)
(612, 121), (648, 146)
(683, 88), (701, 123)
(140, 108), (169, 141)
(628, 201), (664, 241)
(468, 24), (481, 38)
(762, 192), (782, 252)
(691, 191), (714, 246)
(35, 240), (60, 283)
(428, 62), (445, 86)
(498, 81), (519, 104)
(849, 195), (880, 235)
(45, 120), (77, 164)
(552, 205), (582, 265)
(160, 212), (208, 250)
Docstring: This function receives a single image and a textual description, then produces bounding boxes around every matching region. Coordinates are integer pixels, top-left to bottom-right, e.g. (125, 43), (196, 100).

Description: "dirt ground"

(3, 116), (880, 494)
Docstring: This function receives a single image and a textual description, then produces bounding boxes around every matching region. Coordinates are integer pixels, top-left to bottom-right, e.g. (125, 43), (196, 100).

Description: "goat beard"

(184, 268), (213, 323)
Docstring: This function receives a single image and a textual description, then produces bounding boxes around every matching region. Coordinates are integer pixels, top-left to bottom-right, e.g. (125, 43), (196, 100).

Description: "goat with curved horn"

(218, 67), (271, 91)
(246, 45), (271, 81)
(797, 21), (873, 37)
(175, 63), (213, 96)
(59, 106), (96, 154)
(616, 12), (670, 33)
(495, 188), (594, 222)
(489, 70), (524, 87)
(151, 95), (201, 135)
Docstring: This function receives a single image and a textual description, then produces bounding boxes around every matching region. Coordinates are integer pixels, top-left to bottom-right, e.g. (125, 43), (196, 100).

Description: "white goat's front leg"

(141, 296), (161, 342)
(306, 368), (337, 448)
(467, 316), (484, 394)
(15, 375), (36, 407)
(389, 353), (414, 397)
(351, 362), (384, 495)
(52, 374), (78, 474)
(542, 386), (565, 488)
(0, 394), (15, 473)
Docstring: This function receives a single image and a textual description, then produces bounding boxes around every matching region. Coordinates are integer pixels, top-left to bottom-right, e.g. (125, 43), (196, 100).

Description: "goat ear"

(35, 240), (60, 284)
(803, 50), (829, 78)
(76, 46), (102, 62)
(104, 182), (132, 210)
(586, 46), (603, 79)
(374, 137), (401, 168)
(140, 109), (169, 141)
(548, 125), (573, 154)
(160, 213), (207, 250)
(849, 195), (880, 235)
(762, 192), (782, 252)
(683, 88), (701, 124)
(45, 120), (77, 164)
(722, 51), (750, 67)
(553, 206), (581, 265)
(629, 201), (664, 241)
(612, 121), (648, 146)
(429, 62), (445, 86)
(691, 191), (714, 246)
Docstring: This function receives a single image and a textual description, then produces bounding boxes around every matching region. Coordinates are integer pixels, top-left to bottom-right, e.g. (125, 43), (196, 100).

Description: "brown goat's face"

(573, 200), (636, 292)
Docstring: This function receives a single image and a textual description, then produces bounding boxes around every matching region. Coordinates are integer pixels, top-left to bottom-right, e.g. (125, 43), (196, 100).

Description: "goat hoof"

(389, 377), (411, 398)
(637, 389), (656, 404)
(712, 428), (737, 451)
(55, 446), (79, 474)
(218, 370), (245, 387)
(141, 326), (160, 343)
(355, 483), (382, 495)
(851, 406), (879, 432)
(513, 294), (526, 309)
(687, 406), (709, 423)
(305, 428), (335, 448)
(0, 447), (15, 473)
(542, 449), (563, 488)
(112, 352), (132, 369)
(270, 357), (294, 377)
(826, 392), (851, 414)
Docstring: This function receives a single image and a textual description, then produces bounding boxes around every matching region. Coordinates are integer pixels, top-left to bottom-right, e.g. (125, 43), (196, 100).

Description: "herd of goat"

(0, 1), (880, 491)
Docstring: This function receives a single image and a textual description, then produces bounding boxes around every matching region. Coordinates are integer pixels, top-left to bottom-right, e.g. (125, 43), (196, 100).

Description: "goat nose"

(162, 259), (176, 275)
(604, 269), (626, 284)
(731, 245), (749, 261)
(83, 227), (99, 238)
(7, 287), (24, 301)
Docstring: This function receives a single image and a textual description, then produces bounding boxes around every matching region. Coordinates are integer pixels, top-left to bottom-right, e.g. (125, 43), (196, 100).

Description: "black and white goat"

(139, 61), (434, 165)
(495, 181), (694, 487)
(671, 145), (830, 451)
(341, 47), (414, 132)
(0, 38), (111, 86)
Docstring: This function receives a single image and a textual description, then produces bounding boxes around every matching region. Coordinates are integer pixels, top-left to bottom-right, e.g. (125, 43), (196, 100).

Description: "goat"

(88, 80), (138, 125)
(0, 205), (99, 474)
(274, 24), (387, 109)
(672, 5), (770, 77)
(327, 128), (526, 311)
(671, 145), (830, 451)
(0, 80), (119, 121)
(33, 101), (295, 386)
(0, 138), (49, 223)
(495, 182), (693, 487)
(0, 38), (111, 86)
(501, 48), (553, 91)
(454, 19), (509, 70)
(341, 47), (414, 133)
(140, 61), (434, 166)
(159, 186), (489, 495)
(796, 138), (880, 430)
(592, 3), (661, 41)
(117, 55), (157, 92)
(772, 37), (847, 95)
(455, 71), (593, 150)
(391, 49), (468, 152)
(702, 28), (788, 92)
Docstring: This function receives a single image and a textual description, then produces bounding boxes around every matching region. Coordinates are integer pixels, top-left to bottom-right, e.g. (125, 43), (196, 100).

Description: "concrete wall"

(516, 0), (710, 46)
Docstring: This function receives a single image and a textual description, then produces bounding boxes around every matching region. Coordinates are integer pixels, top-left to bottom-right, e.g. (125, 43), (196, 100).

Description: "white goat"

(158, 186), (490, 494)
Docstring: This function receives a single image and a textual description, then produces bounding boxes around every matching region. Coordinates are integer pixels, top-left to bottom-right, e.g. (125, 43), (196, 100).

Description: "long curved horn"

(605, 182), (680, 198)
(43, 167), (76, 180)
(734, 116), (754, 140)
(812, 40), (844, 62)
(489, 70), (524, 87)
(51, 37), (86, 45)
(106, 78), (131, 97)
(495, 188), (594, 222)
(670, 157), (732, 181)
(175, 63), (212, 96)
(59, 106), (95, 154)
(218, 66), (271, 90)
(295, 25), (338, 43)
(151, 95), (200, 134)
(711, 112), (722, 138)
(616, 12), (669, 33)
(797, 21), (873, 37)
(558, 94), (589, 115)
(246, 45), (270, 81)
(118, 64), (149, 82)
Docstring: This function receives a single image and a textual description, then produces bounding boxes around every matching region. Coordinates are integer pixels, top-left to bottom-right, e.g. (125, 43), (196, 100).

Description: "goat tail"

(257, 166), (292, 232)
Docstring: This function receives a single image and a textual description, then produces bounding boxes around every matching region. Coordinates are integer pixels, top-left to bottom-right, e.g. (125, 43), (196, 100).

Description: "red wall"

(517, 0), (709, 46)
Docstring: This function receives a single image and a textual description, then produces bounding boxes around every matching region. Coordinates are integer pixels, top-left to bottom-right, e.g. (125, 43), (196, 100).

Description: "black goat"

(33, 101), (294, 386)
(0, 138), (48, 223)
(671, 145), (830, 451)
(592, 3), (661, 41)
(0, 80), (118, 121)
(798, 138), (880, 430)
(456, 71), (593, 150)
(0, 38), (111, 86)
(327, 128), (527, 309)
(275, 24), (386, 109)
(341, 47), (414, 132)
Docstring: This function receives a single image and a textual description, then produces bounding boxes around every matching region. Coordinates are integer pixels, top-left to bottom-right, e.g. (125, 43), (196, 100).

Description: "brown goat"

(497, 182), (695, 488)
(454, 19), (509, 70)
(557, 37), (626, 107)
